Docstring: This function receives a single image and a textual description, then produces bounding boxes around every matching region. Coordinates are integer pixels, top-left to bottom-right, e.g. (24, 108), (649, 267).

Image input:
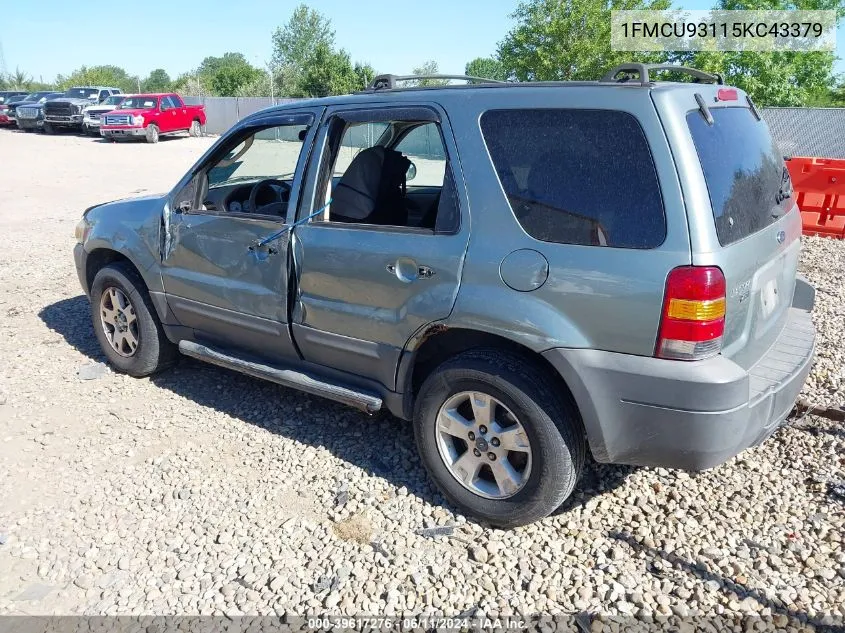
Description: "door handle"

(248, 240), (278, 255)
(386, 259), (435, 282)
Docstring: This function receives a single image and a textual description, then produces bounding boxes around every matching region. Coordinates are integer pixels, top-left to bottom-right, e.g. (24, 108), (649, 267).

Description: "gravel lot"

(0, 130), (843, 624)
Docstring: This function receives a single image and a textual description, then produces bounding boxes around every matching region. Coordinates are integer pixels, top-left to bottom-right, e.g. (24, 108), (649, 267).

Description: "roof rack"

(366, 74), (506, 91)
(600, 63), (723, 86)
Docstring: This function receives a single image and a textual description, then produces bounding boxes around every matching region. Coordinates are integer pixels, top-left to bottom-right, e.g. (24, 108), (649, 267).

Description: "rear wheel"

(145, 124), (159, 144)
(89, 262), (177, 376)
(413, 349), (585, 528)
(188, 120), (202, 137)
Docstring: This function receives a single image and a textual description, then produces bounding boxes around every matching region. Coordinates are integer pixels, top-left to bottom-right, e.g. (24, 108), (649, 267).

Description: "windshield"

(0, 94), (24, 104)
(687, 107), (788, 246)
(118, 96), (157, 109)
(99, 95), (124, 107)
(66, 88), (99, 100)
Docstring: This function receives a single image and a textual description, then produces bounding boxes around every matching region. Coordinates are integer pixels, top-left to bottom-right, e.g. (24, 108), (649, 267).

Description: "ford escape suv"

(73, 64), (816, 527)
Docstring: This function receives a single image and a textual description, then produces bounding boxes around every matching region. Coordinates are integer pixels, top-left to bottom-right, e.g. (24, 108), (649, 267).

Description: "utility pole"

(0, 40), (7, 79)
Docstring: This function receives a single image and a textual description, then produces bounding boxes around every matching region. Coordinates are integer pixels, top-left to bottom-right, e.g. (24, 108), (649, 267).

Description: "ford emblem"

(776, 230), (786, 244)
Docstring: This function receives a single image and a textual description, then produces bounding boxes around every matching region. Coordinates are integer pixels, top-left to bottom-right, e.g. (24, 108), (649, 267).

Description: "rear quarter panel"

(441, 86), (691, 355)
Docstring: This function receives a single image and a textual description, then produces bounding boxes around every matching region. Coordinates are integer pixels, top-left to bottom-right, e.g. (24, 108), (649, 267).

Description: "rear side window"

(481, 109), (665, 249)
(687, 107), (786, 246)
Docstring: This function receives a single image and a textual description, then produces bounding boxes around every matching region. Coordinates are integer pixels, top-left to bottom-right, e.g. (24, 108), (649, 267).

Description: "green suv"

(73, 64), (816, 526)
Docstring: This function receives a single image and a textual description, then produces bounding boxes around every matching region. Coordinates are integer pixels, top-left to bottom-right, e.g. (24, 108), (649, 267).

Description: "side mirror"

(406, 162), (417, 182)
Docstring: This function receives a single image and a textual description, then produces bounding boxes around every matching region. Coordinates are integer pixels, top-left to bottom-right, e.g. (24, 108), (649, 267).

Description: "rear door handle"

(386, 260), (435, 282)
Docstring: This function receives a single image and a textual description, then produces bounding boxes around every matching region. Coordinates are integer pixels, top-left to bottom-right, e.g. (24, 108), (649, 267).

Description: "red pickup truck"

(99, 93), (206, 143)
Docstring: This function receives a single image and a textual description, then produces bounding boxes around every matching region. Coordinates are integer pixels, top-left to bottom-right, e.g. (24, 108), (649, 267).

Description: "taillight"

(656, 266), (726, 361)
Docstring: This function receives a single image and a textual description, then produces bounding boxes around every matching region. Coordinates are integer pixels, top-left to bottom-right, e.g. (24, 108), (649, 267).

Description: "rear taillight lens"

(656, 266), (726, 361)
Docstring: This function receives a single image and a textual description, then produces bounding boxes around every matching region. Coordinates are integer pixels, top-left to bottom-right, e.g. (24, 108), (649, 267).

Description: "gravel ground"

(0, 130), (843, 624)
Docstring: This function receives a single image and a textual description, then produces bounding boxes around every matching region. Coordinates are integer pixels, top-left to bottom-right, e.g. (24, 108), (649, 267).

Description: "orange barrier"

(785, 157), (845, 239)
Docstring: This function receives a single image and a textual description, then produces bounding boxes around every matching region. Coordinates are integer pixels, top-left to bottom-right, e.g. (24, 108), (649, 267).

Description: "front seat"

(331, 146), (410, 226)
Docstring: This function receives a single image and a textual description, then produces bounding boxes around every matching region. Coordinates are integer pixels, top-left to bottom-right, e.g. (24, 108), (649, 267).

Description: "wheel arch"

(84, 246), (173, 320)
(397, 326), (583, 428)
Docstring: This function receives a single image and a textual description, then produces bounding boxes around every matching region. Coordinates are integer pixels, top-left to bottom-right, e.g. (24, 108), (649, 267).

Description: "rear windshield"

(481, 109), (666, 249)
(687, 107), (788, 246)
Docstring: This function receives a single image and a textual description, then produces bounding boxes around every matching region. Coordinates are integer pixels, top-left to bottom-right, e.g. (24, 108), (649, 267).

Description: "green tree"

(272, 4), (335, 95)
(299, 43), (370, 97)
(465, 57), (507, 81)
(142, 68), (172, 93)
(497, 0), (670, 81)
(410, 60), (449, 86)
(56, 65), (140, 93)
(194, 53), (262, 96)
(676, 0), (845, 106)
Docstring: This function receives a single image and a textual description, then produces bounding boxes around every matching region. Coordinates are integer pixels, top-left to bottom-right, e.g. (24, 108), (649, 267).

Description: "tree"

(411, 60), (448, 86)
(272, 4), (335, 95)
(142, 68), (171, 93)
(56, 65), (140, 93)
(497, 0), (670, 82)
(299, 44), (370, 97)
(465, 57), (507, 81)
(675, 0), (845, 106)
(9, 67), (32, 90)
(195, 53), (262, 96)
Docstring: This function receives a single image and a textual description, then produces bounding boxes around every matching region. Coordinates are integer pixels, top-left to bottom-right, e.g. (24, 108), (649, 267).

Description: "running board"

(178, 340), (382, 414)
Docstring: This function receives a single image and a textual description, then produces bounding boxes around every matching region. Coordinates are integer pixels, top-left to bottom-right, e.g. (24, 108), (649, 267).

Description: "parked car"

(82, 94), (127, 135)
(16, 93), (65, 132)
(73, 64), (816, 527)
(0, 90), (29, 125)
(4, 91), (64, 129)
(43, 86), (122, 134)
(99, 93), (205, 143)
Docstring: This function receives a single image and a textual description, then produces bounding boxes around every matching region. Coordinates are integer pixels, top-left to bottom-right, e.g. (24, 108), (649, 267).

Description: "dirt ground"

(0, 129), (842, 622)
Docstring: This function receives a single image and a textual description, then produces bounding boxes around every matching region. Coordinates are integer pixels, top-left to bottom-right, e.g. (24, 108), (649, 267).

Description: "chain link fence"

(762, 107), (845, 159)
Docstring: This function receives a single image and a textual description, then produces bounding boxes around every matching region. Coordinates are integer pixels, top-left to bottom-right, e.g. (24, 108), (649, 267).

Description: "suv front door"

(161, 109), (322, 361)
(290, 104), (469, 389)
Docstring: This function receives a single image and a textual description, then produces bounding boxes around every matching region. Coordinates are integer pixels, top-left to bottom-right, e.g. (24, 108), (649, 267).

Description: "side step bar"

(178, 340), (383, 414)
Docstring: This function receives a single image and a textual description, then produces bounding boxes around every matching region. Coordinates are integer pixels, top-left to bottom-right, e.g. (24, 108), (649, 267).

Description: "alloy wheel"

(435, 391), (532, 499)
(99, 287), (139, 357)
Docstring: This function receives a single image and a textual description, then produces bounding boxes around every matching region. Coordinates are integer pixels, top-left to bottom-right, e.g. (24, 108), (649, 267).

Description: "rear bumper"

(543, 277), (816, 470)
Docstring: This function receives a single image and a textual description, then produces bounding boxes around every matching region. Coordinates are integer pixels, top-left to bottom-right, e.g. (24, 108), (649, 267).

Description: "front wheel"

(413, 349), (585, 528)
(188, 120), (202, 137)
(43, 122), (54, 134)
(145, 124), (159, 144)
(89, 262), (177, 376)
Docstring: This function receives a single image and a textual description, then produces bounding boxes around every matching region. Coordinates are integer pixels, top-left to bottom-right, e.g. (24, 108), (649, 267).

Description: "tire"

(43, 122), (54, 134)
(188, 120), (202, 137)
(89, 262), (178, 377)
(413, 349), (585, 528)
(145, 124), (159, 144)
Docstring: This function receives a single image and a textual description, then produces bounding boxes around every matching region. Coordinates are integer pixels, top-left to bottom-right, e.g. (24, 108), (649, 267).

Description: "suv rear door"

(653, 85), (801, 369)
(290, 103), (469, 389)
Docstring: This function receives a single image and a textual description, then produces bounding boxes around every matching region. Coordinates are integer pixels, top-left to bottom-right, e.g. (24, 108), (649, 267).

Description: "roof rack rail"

(366, 74), (506, 91)
(600, 63), (723, 86)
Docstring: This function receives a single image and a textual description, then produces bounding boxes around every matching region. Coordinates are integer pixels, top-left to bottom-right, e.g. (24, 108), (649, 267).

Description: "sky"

(1, 0), (843, 82)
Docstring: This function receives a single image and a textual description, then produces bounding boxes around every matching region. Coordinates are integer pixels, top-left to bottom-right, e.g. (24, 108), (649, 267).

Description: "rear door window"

(480, 109), (666, 249)
(687, 107), (787, 246)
